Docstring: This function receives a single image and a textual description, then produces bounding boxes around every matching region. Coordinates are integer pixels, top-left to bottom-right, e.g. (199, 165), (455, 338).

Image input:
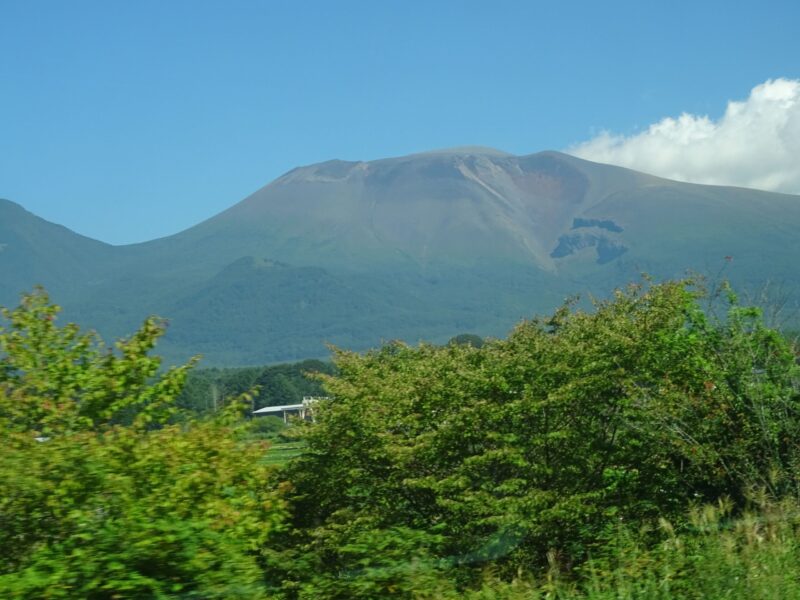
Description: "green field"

(261, 441), (306, 467)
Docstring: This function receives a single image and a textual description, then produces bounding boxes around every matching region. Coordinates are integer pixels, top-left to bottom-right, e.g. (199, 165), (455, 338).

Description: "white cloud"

(568, 78), (800, 195)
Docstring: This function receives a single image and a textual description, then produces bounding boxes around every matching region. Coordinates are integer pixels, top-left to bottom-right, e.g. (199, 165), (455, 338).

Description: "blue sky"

(2, 0), (799, 244)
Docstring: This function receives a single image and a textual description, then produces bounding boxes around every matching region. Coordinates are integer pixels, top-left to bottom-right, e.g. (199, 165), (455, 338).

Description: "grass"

(452, 499), (800, 599)
(261, 440), (306, 467)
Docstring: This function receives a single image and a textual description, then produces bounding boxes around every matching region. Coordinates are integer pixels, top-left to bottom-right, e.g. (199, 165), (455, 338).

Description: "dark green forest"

(177, 359), (334, 415)
(3, 282), (800, 598)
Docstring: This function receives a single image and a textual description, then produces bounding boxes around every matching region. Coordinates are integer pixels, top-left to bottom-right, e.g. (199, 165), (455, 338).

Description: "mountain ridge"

(1, 149), (798, 364)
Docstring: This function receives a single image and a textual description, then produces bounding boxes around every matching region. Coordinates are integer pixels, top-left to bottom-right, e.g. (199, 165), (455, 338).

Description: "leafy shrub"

(273, 280), (800, 592)
(0, 289), (285, 598)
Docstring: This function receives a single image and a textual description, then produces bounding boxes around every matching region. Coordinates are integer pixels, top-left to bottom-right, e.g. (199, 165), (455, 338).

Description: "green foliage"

(0, 287), (195, 435)
(0, 289), (285, 598)
(4, 281), (800, 598)
(263, 521), (457, 599)
(249, 414), (289, 439)
(272, 280), (800, 593)
(448, 333), (485, 348)
(573, 498), (800, 599)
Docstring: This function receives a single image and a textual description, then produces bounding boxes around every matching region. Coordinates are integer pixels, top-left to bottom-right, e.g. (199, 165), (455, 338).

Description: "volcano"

(2, 148), (799, 364)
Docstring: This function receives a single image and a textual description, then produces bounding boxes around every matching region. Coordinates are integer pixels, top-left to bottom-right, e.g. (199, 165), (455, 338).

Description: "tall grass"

(427, 498), (800, 599)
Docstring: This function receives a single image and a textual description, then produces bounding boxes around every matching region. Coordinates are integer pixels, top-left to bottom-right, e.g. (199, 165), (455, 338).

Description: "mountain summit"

(2, 150), (799, 364)
(128, 151), (658, 276)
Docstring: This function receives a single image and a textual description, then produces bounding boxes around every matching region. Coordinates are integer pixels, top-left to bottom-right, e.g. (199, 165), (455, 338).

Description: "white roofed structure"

(252, 396), (327, 423)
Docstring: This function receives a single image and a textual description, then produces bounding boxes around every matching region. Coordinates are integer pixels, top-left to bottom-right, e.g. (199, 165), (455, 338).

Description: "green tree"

(0, 289), (285, 598)
(448, 333), (485, 348)
(0, 287), (194, 435)
(271, 280), (800, 592)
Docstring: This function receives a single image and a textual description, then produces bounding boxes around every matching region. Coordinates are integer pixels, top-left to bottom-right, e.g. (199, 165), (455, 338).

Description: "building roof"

(253, 403), (306, 414)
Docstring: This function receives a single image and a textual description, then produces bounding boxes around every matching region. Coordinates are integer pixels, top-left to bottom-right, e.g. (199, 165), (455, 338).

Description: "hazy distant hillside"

(2, 149), (799, 364)
(0, 199), (117, 306)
